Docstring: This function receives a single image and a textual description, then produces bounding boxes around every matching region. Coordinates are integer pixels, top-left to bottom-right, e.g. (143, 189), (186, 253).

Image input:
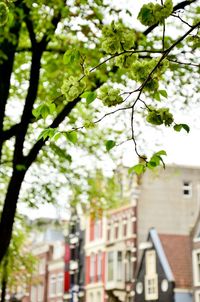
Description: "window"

(107, 225), (110, 241)
(145, 250), (158, 300)
(38, 284), (44, 302)
(30, 286), (37, 302)
(145, 277), (158, 300)
(108, 251), (114, 281)
(53, 243), (64, 259)
(123, 219), (127, 237)
(49, 275), (56, 296)
(193, 251), (200, 285)
(97, 291), (101, 302)
(197, 253), (200, 283)
(90, 253), (95, 282)
(97, 251), (102, 281)
(182, 181), (192, 197)
(38, 258), (46, 274)
(89, 293), (94, 302)
(195, 290), (200, 302)
(126, 251), (133, 282)
(57, 273), (64, 295)
(117, 251), (123, 281)
(94, 220), (101, 239)
(115, 223), (119, 239)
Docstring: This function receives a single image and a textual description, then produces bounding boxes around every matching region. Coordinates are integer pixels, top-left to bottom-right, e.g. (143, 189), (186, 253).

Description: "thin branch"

(139, 99), (152, 111)
(66, 105), (133, 133)
(93, 106), (133, 124)
(162, 21), (166, 51)
(172, 13), (193, 28)
(116, 138), (132, 147)
(167, 58), (200, 67)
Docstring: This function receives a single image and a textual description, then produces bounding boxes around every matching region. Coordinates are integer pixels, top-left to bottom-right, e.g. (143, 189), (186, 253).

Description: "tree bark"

(0, 15), (21, 162)
(0, 255), (8, 302)
(0, 278), (7, 302)
(0, 169), (25, 262)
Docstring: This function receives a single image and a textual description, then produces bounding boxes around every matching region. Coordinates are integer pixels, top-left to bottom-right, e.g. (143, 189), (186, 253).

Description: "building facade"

(137, 165), (200, 244)
(105, 204), (137, 302)
(85, 217), (106, 302)
(135, 228), (192, 302)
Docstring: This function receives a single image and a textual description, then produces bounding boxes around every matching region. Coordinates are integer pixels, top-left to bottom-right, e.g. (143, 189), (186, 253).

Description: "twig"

(172, 13), (193, 28)
(167, 58), (200, 67)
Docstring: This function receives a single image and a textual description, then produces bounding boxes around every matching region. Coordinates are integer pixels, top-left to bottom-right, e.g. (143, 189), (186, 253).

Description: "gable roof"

(136, 228), (192, 290)
(159, 233), (192, 289)
(149, 228), (175, 281)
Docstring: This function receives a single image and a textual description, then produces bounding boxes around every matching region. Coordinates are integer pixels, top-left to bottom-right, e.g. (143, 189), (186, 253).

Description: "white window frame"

(94, 220), (101, 240)
(57, 273), (64, 295)
(38, 283), (44, 302)
(195, 290), (200, 302)
(97, 251), (102, 281)
(97, 291), (102, 302)
(117, 251), (123, 281)
(38, 258), (46, 275)
(193, 249), (200, 286)
(145, 275), (158, 300)
(145, 250), (158, 300)
(182, 181), (192, 198)
(49, 275), (56, 297)
(90, 253), (96, 282)
(30, 285), (37, 302)
(107, 251), (114, 281)
(126, 251), (133, 282)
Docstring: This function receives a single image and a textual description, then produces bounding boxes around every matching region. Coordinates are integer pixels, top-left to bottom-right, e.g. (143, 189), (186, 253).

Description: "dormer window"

(182, 181), (192, 197)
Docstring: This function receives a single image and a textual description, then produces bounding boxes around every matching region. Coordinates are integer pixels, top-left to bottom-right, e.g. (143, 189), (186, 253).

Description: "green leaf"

(105, 140), (116, 151)
(38, 128), (57, 141)
(173, 124), (182, 132)
(52, 132), (61, 141)
(81, 91), (97, 104)
(65, 132), (78, 144)
(154, 91), (161, 102)
(49, 103), (56, 114)
(174, 124), (190, 133)
(182, 124), (190, 133)
(159, 90), (168, 98)
(131, 163), (146, 175)
(150, 155), (160, 166)
(155, 150), (167, 156)
(40, 104), (50, 119)
(63, 49), (80, 65)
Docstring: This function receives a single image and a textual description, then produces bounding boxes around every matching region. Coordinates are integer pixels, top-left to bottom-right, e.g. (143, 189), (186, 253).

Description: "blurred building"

(85, 216), (106, 302)
(137, 165), (200, 245)
(135, 228), (192, 302)
(30, 228), (65, 302)
(105, 204), (137, 302)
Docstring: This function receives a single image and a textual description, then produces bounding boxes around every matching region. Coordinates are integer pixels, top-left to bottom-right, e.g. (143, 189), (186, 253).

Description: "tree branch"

(13, 9), (63, 166)
(24, 97), (80, 168)
(22, 3), (37, 47)
(143, 0), (198, 36)
(0, 10), (22, 163)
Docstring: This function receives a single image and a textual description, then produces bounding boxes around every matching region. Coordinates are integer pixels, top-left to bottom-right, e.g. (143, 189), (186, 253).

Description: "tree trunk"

(0, 169), (25, 262)
(0, 254), (8, 302)
(0, 278), (7, 302)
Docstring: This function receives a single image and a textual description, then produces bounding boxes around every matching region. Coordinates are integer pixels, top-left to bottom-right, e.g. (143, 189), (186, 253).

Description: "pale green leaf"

(65, 132), (78, 144)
